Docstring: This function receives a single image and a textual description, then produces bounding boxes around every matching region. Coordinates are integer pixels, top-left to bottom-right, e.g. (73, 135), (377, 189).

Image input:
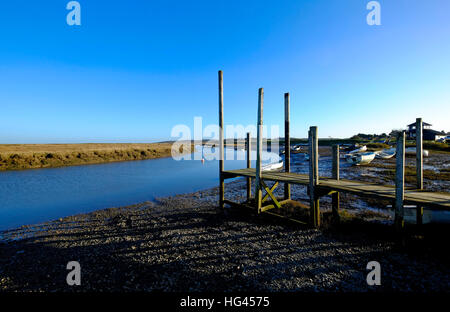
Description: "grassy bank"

(0, 143), (190, 171)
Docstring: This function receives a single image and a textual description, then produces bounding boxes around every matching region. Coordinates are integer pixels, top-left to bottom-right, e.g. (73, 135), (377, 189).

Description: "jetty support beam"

(246, 132), (252, 201)
(416, 118), (424, 225)
(332, 144), (340, 223)
(395, 131), (406, 231)
(219, 70), (225, 210)
(284, 93), (291, 200)
(309, 126), (320, 228)
(262, 182), (279, 202)
(261, 180), (281, 209)
(255, 88), (263, 213)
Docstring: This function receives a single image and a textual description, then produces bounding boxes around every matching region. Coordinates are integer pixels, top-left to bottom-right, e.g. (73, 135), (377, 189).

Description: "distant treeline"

(349, 133), (388, 141)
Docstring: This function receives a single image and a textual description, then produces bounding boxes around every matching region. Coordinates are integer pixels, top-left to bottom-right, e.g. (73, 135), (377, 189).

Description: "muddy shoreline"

(1, 178), (449, 292)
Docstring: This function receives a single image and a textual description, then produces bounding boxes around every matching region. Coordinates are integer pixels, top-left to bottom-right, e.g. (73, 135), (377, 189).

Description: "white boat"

(346, 152), (376, 165)
(261, 161), (284, 171)
(346, 145), (367, 154)
(375, 148), (396, 159)
(291, 145), (302, 152)
(405, 147), (429, 157)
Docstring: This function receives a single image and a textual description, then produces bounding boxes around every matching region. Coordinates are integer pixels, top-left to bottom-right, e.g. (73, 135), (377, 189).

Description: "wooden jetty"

(217, 70), (450, 229)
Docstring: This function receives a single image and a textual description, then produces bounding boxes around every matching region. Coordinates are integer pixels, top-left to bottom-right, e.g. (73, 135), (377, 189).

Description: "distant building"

(407, 121), (446, 141)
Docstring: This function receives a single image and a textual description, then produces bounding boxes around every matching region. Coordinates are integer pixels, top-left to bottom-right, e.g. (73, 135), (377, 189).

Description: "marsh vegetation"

(0, 143), (191, 171)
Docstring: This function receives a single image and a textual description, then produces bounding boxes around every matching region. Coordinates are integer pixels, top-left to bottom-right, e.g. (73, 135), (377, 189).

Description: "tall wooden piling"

(416, 118), (423, 189)
(395, 131), (406, 231)
(218, 70), (225, 210)
(332, 145), (340, 223)
(284, 93), (291, 200)
(246, 132), (252, 201)
(416, 118), (424, 225)
(308, 126), (320, 228)
(255, 88), (264, 213)
(332, 145), (340, 180)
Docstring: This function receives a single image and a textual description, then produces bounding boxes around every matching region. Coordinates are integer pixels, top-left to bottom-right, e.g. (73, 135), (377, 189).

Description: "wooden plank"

(246, 132), (252, 201)
(218, 70), (224, 210)
(395, 131), (406, 231)
(284, 92), (291, 200)
(260, 199), (291, 212)
(255, 88), (264, 213)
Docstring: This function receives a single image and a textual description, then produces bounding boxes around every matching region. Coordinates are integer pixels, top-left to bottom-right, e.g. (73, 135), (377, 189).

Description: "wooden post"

(416, 118), (423, 189)
(332, 145), (340, 223)
(284, 93), (291, 200)
(308, 126), (320, 227)
(246, 132), (252, 201)
(395, 131), (406, 231)
(218, 70), (225, 210)
(255, 88), (263, 213)
(416, 118), (424, 225)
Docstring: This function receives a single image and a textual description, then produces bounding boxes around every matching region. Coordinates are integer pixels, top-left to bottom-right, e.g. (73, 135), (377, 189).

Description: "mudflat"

(1, 180), (449, 292)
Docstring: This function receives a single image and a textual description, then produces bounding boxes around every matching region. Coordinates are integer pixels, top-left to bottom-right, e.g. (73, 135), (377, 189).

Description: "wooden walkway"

(217, 70), (447, 230)
(223, 168), (450, 210)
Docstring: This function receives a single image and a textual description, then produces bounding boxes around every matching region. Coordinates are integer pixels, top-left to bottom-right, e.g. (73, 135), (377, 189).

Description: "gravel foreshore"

(0, 179), (449, 292)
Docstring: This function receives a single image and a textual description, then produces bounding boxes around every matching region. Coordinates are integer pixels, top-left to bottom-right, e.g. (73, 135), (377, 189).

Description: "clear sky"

(0, 0), (449, 143)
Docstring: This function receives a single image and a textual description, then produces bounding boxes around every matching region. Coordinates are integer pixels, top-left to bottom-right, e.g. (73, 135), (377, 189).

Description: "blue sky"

(0, 0), (449, 143)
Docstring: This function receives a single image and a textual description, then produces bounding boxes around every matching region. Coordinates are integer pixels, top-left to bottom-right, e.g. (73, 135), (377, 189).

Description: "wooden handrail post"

(255, 88), (264, 213)
(284, 93), (291, 200)
(395, 131), (406, 231)
(246, 132), (252, 201)
(416, 118), (424, 225)
(218, 70), (225, 210)
(308, 126), (320, 227)
(332, 144), (340, 223)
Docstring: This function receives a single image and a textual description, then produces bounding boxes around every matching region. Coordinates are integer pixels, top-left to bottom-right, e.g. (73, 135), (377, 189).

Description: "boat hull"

(261, 161), (284, 171)
(346, 152), (376, 165)
(375, 148), (396, 159)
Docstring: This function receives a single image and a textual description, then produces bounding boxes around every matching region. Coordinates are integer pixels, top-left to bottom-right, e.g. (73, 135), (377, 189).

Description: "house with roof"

(407, 121), (446, 141)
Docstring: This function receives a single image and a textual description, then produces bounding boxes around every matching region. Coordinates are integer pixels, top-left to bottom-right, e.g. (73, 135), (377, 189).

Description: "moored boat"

(375, 148), (396, 159)
(261, 161), (284, 171)
(346, 145), (367, 155)
(346, 152), (376, 165)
